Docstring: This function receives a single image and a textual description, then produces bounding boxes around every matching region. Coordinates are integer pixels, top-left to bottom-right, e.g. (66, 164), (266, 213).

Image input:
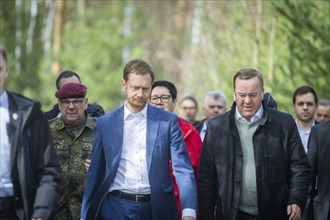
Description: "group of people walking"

(1, 44), (329, 220)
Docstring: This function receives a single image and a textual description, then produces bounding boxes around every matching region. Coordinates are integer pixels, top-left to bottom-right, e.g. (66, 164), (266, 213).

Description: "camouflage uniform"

(49, 116), (96, 220)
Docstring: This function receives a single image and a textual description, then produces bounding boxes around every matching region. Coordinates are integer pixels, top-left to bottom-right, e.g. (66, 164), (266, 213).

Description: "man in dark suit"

(178, 95), (199, 125)
(81, 59), (197, 220)
(303, 121), (330, 220)
(194, 91), (227, 141)
(198, 68), (310, 220)
(0, 45), (61, 219)
(292, 85), (319, 153)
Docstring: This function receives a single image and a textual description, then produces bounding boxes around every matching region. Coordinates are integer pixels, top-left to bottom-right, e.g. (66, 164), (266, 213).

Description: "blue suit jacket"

(81, 104), (197, 220)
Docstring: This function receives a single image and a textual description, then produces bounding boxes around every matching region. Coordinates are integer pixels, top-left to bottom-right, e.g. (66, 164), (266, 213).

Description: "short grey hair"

(318, 99), (330, 107)
(203, 91), (227, 107)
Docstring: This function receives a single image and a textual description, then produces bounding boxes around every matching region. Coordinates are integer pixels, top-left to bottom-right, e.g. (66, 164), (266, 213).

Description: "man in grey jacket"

(198, 68), (310, 220)
(0, 45), (61, 220)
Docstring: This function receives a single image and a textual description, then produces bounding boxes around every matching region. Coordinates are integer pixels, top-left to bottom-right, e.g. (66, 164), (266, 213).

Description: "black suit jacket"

(194, 119), (206, 133)
(304, 121), (330, 220)
(7, 91), (61, 220)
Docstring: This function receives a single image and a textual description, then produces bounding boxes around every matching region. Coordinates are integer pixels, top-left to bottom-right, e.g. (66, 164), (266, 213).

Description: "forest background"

(1, 0), (329, 119)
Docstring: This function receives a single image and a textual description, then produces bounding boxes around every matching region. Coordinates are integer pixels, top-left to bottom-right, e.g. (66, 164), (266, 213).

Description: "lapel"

(146, 104), (160, 172)
(110, 107), (124, 157)
(7, 93), (21, 169)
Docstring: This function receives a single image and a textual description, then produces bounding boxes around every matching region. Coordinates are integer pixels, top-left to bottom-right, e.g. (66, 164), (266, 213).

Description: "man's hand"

(287, 204), (301, 220)
(32, 218), (42, 220)
(182, 216), (196, 220)
(84, 159), (91, 172)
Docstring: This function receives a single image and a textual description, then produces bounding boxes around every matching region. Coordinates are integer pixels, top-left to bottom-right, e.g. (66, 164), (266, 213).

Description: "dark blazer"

(198, 102), (311, 220)
(304, 121), (330, 220)
(7, 91), (61, 220)
(81, 104), (197, 220)
(194, 119), (206, 133)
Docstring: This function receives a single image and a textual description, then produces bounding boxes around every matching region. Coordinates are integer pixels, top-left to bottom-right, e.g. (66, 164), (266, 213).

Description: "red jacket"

(170, 118), (202, 216)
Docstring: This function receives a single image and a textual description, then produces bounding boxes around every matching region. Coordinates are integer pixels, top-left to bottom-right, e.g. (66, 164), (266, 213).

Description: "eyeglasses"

(235, 91), (260, 100)
(150, 95), (171, 104)
(59, 98), (85, 107)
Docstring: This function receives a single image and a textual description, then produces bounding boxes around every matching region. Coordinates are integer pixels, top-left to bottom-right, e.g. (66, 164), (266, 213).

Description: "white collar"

(124, 102), (148, 120)
(235, 105), (264, 124)
(295, 119), (315, 133)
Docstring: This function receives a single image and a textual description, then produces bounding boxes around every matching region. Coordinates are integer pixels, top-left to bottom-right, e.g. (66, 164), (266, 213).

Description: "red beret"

(55, 83), (87, 99)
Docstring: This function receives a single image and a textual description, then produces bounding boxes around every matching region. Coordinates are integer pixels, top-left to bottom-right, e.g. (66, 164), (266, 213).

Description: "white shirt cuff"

(182, 208), (196, 219)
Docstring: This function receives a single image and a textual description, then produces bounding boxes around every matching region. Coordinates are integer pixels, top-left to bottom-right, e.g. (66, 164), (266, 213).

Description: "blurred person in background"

(195, 91), (227, 141)
(314, 99), (330, 123)
(178, 95), (199, 125)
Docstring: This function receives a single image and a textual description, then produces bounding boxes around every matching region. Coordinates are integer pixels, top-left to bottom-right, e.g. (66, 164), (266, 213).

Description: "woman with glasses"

(149, 80), (202, 219)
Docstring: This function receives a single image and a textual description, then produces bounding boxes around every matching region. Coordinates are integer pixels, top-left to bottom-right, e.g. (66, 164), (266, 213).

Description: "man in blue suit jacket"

(81, 59), (197, 220)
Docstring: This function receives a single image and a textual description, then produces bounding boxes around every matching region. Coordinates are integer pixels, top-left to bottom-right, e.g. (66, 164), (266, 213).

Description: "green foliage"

(1, 0), (329, 117)
(1, 0), (45, 94)
(272, 0), (330, 113)
(56, 1), (160, 112)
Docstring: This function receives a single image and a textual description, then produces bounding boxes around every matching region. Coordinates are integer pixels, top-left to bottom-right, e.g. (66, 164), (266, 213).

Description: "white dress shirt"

(0, 91), (14, 197)
(109, 103), (196, 218)
(199, 121), (208, 141)
(295, 119), (315, 153)
(110, 103), (150, 194)
(235, 105), (264, 124)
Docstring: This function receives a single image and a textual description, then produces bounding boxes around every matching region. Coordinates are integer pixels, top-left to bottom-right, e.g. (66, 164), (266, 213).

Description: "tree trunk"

(15, 0), (23, 74)
(44, 0), (56, 58)
(122, 2), (133, 63)
(253, 1), (262, 68)
(52, 0), (65, 73)
(267, 17), (277, 93)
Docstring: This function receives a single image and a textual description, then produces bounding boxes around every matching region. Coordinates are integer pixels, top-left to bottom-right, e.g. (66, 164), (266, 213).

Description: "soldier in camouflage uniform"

(49, 82), (97, 220)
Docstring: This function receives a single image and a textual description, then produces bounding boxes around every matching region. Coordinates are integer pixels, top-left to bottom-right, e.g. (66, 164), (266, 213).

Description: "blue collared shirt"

(0, 90), (14, 197)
